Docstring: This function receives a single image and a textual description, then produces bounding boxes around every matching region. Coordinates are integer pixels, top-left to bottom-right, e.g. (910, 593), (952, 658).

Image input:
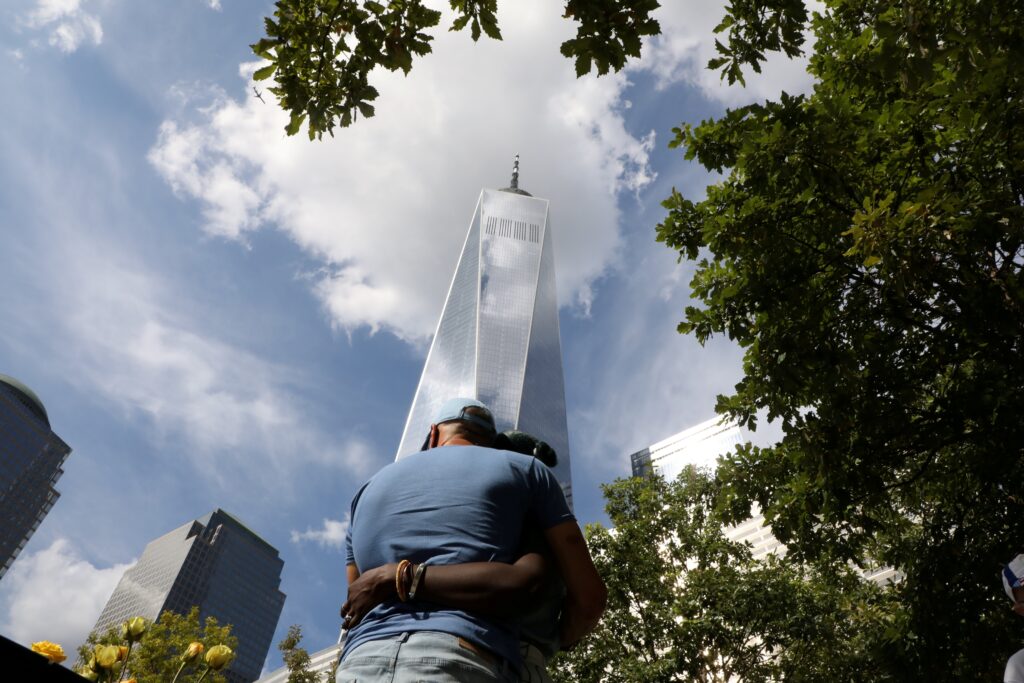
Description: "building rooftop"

(0, 374), (50, 427)
(198, 508), (281, 559)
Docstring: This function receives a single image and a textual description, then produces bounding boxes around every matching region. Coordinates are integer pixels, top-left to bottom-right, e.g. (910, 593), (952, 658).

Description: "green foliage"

(278, 624), (320, 683)
(76, 608), (238, 683)
(251, 0), (812, 137)
(707, 0), (808, 85)
(559, 0), (661, 77)
(657, 0), (1024, 677)
(551, 469), (888, 682)
(253, 0), (668, 137)
(253, 0), (444, 139)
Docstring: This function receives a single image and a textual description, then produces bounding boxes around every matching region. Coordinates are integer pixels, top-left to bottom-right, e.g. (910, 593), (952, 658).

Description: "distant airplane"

(253, 87), (265, 103)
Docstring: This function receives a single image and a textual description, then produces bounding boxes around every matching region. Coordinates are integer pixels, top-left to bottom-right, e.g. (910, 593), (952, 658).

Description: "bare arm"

(342, 553), (548, 628)
(543, 520), (607, 648)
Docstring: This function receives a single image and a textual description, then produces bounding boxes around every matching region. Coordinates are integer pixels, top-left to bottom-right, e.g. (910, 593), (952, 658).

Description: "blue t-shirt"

(342, 445), (574, 670)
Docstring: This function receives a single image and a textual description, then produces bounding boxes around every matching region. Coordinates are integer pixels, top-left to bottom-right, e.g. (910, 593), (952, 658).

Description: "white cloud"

(24, 0), (103, 53)
(0, 539), (133, 653)
(149, 0), (656, 342)
(633, 0), (817, 106)
(2, 182), (373, 492)
(50, 250), (374, 485)
(291, 515), (350, 551)
(205, 0), (222, 9)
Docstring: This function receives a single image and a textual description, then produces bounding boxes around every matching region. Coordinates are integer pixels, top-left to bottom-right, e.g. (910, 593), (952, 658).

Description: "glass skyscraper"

(396, 164), (573, 506)
(0, 374), (71, 580)
(93, 509), (286, 683)
(630, 417), (896, 580)
(627, 417), (786, 559)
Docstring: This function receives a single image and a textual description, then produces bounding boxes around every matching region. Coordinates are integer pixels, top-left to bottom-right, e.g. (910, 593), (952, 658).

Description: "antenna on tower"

(510, 154), (520, 191)
(500, 153), (531, 196)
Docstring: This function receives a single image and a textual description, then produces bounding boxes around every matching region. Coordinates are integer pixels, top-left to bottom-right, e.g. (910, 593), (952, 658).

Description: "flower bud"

(181, 641), (204, 662)
(117, 645), (130, 661)
(94, 644), (120, 669)
(120, 616), (147, 643)
(77, 667), (99, 682)
(205, 644), (234, 671)
(30, 641), (66, 664)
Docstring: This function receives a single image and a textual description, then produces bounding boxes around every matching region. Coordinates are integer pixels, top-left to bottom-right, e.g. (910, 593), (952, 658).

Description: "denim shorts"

(336, 631), (518, 683)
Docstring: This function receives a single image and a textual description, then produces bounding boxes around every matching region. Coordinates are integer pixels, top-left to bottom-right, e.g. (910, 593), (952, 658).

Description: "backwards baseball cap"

(1003, 554), (1024, 602)
(420, 397), (497, 450)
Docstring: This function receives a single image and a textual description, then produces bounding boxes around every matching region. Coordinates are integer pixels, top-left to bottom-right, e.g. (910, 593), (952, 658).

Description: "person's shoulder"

(489, 446), (538, 467)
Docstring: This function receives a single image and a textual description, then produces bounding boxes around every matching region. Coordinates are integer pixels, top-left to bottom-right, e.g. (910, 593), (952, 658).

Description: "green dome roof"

(0, 374), (50, 427)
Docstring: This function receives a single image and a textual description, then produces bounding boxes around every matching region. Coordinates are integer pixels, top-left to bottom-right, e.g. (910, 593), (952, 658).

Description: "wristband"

(409, 562), (427, 600)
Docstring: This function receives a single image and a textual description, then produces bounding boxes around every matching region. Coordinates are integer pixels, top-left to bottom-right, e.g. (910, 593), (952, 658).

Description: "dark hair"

(493, 430), (558, 468)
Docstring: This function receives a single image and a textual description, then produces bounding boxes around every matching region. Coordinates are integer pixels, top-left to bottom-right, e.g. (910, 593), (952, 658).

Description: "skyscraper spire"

(501, 153), (531, 196)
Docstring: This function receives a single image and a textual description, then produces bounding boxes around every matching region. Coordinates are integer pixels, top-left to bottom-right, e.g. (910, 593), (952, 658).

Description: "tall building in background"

(629, 416), (783, 560)
(0, 374), (71, 580)
(630, 417), (896, 581)
(396, 158), (573, 506)
(93, 509), (286, 683)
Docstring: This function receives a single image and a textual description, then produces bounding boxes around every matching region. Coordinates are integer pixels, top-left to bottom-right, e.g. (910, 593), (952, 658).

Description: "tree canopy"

(277, 624), (327, 683)
(550, 469), (888, 683)
(657, 0), (1024, 677)
(250, 0), (802, 138)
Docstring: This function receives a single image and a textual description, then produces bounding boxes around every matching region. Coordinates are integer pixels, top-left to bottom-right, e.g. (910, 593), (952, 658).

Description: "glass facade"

(93, 510), (286, 683)
(628, 416), (744, 481)
(628, 417), (784, 559)
(396, 187), (573, 507)
(629, 418), (898, 582)
(0, 376), (71, 580)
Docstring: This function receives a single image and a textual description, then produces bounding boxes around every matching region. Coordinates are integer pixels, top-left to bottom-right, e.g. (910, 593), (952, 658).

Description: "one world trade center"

(395, 158), (573, 508)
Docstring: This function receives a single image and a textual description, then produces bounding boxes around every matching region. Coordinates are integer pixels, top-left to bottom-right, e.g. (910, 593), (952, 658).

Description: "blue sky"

(0, 0), (810, 674)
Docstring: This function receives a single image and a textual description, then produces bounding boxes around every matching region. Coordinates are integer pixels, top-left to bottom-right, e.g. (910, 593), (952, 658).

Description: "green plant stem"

(170, 659), (189, 683)
(195, 665), (212, 683)
(117, 642), (134, 681)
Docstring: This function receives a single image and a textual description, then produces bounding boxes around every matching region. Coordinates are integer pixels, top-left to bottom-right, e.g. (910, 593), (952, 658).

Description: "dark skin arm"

(342, 553), (547, 628)
(342, 521), (607, 648)
(543, 520), (607, 648)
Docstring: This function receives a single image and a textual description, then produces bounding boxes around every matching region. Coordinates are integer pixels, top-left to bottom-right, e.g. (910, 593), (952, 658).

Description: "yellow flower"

(77, 667), (99, 682)
(205, 644), (234, 671)
(30, 641), (66, 664)
(120, 616), (147, 643)
(117, 645), (130, 661)
(181, 641), (205, 662)
(94, 644), (120, 669)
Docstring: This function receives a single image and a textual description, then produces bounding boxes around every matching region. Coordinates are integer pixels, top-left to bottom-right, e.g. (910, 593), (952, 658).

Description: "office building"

(631, 417), (896, 581)
(396, 158), (573, 506)
(93, 509), (286, 683)
(629, 416), (784, 560)
(0, 374), (71, 580)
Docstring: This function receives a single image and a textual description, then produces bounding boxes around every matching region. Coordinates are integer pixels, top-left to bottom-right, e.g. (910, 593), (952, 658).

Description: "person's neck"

(438, 435), (476, 447)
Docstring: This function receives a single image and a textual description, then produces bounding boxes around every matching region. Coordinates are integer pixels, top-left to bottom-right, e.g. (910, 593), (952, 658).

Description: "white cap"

(1002, 554), (1024, 602)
